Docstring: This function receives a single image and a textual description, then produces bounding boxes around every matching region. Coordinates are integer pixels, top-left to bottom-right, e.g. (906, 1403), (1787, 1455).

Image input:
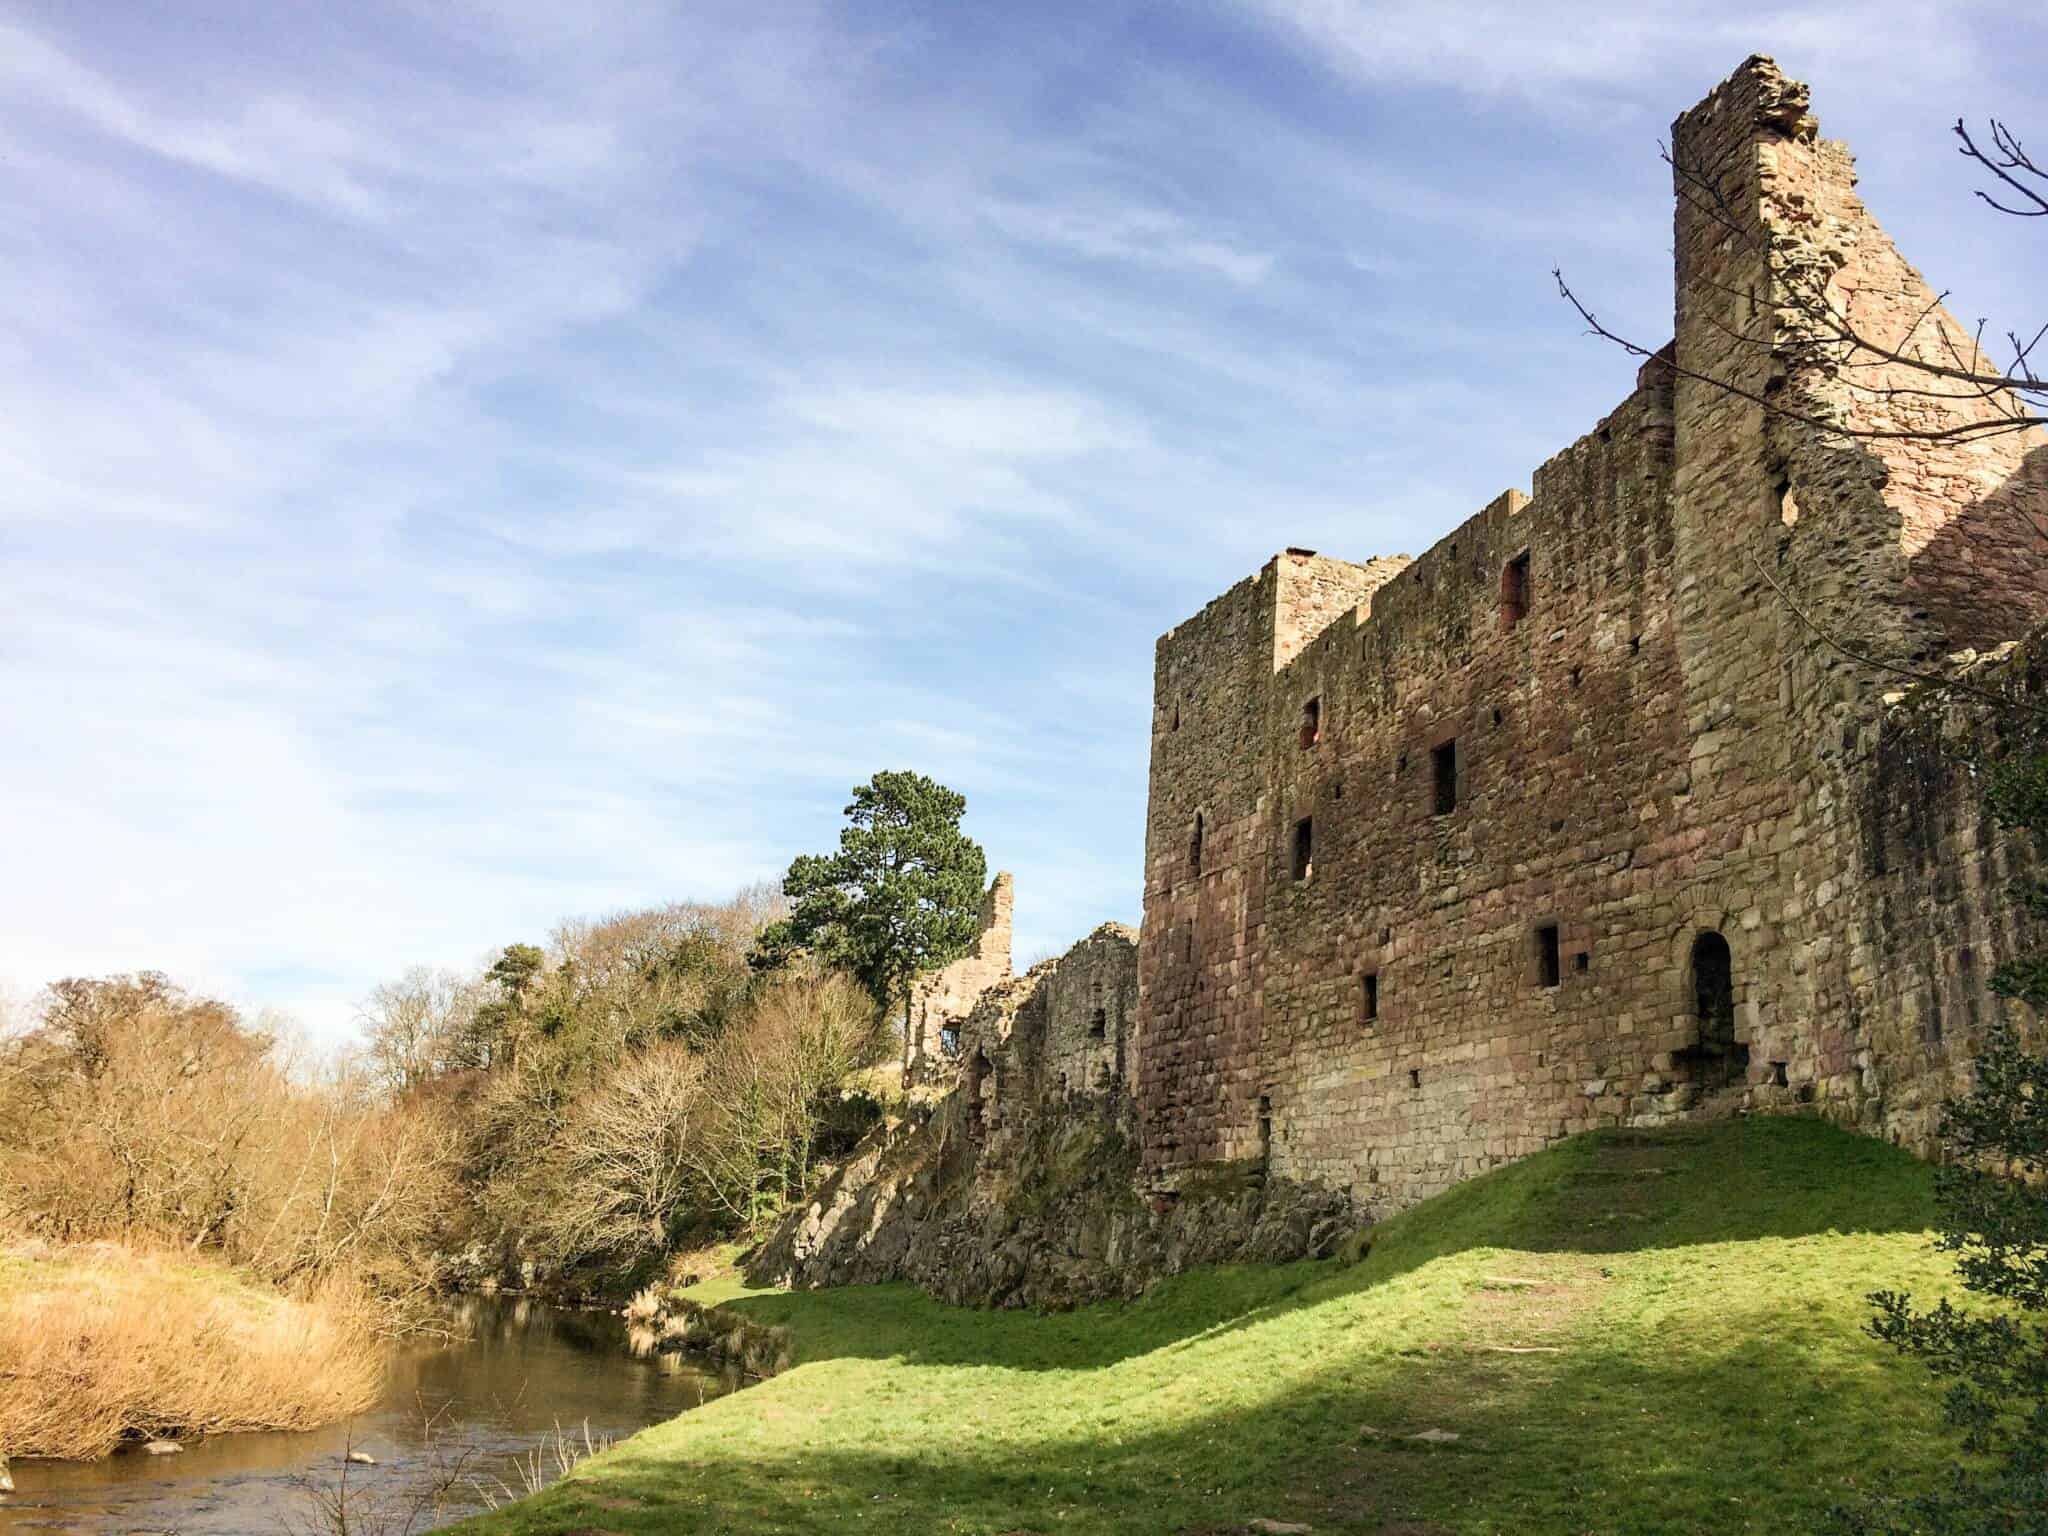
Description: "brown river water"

(0, 1296), (731, 1534)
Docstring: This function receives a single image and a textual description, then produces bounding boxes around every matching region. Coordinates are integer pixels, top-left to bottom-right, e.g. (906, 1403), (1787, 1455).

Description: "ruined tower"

(1136, 57), (2048, 1208)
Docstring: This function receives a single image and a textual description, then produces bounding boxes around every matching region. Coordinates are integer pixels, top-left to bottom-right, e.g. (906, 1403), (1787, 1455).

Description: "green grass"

(456, 1116), (1964, 1535)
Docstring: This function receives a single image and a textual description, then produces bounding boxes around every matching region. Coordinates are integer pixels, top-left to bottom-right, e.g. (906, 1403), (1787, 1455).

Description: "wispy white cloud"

(980, 197), (1276, 286)
(0, 0), (2035, 1046)
(1228, 0), (1986, 106)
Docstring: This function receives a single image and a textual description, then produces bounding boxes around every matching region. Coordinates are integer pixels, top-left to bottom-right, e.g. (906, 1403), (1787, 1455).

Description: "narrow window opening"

(1300, 696), (1322, 749)
(939, 1024), (960, 1057)
(1291, 817), (1314, 882)
(1331, 779), (1344, 801)
(1189, 812), (1204, 876)
(1491, 706), (1503, 727)
(1088, 1007), (1107, 1040)
(1396, 751), (1408, 773)
(1360, 972), (1379, 1024)
(1432, 739), (1458, 816)
(1770, 1061), (1789, 1087)
(1535, 924), (1561, 989)
(1257, 1094), (1273, 1171)
(1172, 701), (1181, 731)
(1629, 634), (1642, 656)
(1501, 550), (1531, 631)
(1407, 1068), (1421, 1090)
(1379, 926), (1392, 945)
(965, 1049), (992, 1136)
(1573, 951), (1589, 973)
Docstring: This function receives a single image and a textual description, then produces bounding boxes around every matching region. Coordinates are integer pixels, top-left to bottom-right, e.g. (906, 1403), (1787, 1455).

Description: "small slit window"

(1190, 812), (1204, 876)
(1360, 972), (1379, 1024)
(1300, 696), (1322, 749)
(1432, 739), (1458, 816)
(1291, 817), (1313, 882)
(1535, 924), (1561, 988)
(1089, 1007), (1107, 1039)
(1501, 550), (1531, 631)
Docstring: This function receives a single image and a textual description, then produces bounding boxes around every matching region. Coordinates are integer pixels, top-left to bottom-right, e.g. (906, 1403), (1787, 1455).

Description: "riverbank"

(0, 1239), (381, 1460)
(451, 1116), (1969, 1534)
(2, 1293), (728, 1535)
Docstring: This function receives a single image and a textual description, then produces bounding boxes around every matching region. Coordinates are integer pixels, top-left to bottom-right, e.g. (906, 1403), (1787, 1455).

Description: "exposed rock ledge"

(748, 1100), (1356, 1310)
(748, 926), (1363, 1310)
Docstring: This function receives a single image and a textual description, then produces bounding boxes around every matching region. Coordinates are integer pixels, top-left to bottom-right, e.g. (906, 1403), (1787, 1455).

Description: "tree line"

(0, 770), (991, 1309)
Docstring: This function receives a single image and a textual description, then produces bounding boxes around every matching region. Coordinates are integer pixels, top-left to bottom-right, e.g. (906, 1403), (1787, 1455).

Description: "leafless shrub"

(287, 1406), (488, 1536)
(0, 974), (461, 1314)
(468, 1419), (612, 1510)
(686, 968), (887, 1229)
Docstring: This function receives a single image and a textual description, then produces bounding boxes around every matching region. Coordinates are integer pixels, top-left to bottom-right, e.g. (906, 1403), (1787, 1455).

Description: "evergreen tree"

(751, 771), (987, 1061)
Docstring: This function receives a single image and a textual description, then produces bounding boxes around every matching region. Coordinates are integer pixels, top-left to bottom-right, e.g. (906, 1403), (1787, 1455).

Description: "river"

(0, 1296), (731, 1534)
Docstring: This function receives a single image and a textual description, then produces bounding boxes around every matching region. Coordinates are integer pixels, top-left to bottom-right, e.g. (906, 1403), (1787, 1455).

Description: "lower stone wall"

(749, 928), (1359, 1309)
(1839, 641), (2045, 1151)
(747, 1089), (1356, 1310)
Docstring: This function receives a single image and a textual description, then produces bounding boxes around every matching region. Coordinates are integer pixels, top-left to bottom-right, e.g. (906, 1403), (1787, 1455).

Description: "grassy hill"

(457, 1116), (1965, 1535)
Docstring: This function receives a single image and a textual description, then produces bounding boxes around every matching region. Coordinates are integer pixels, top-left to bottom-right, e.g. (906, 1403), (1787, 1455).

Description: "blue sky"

(2, 1), (2040, 1044)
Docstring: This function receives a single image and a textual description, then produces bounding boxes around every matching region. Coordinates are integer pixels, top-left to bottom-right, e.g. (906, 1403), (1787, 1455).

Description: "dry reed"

(0, 1240), (382, 1459)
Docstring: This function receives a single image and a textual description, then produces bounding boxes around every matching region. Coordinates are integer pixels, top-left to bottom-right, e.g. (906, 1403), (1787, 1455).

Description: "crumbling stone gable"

(1137, 56), (2046, 1212)
(904, 871), (1013, 1088)
(957, 922), (1140, 1125)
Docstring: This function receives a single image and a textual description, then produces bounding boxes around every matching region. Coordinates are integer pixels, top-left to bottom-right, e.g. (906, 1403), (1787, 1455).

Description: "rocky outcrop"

(749, 1091), (1357, 1310)
(749, 927), (1363, 1310)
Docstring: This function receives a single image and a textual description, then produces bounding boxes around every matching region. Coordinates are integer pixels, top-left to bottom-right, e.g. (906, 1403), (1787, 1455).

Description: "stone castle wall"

(762, 60), (2046, 1309)
(903, 871), (1012, 1087)
(753, 923), (1353, 1308)
(1137, 56), (2047, 1210)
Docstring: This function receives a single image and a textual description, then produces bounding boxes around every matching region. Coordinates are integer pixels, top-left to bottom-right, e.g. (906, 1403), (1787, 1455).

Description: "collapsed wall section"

(1665, 57), (2044, 1155)
(903, 871), (1013, 1087)
(752, 923), (1354, 1309)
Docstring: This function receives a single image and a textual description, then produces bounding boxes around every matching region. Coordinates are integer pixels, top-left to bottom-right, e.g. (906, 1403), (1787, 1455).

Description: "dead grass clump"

(0, 1242), (382, 1459)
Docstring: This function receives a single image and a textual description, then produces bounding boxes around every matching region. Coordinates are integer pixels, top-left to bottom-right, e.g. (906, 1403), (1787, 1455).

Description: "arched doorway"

(1679, 930), (1747, 1087)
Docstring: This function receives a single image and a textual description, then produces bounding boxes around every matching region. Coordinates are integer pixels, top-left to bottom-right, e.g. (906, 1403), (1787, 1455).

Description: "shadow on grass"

(718, 1115), (1937, 1375)
(497, 1286), (1953, 1536)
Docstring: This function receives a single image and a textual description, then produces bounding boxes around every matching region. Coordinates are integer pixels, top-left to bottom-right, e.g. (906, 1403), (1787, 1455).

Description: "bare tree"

(1558, 116), (2043, 446)
(359, 967), (469, 1094)
(1554, 105), (2046, 721)
(541, 1044), (707, 1268)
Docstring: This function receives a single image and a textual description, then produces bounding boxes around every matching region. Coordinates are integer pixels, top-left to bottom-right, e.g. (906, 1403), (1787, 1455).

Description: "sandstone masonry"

(761, 58), (2047, 1303)
(1138, 57), (2047, 1210)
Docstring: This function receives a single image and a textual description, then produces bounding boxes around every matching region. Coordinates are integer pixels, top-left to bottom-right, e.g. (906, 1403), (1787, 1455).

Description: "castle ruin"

(1136, 56), (2046, 1209)
(760, 57), (2047, 1301)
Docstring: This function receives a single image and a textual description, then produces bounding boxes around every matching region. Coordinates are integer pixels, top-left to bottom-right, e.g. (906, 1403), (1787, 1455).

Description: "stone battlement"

(1136, 55), (2045, 1209)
